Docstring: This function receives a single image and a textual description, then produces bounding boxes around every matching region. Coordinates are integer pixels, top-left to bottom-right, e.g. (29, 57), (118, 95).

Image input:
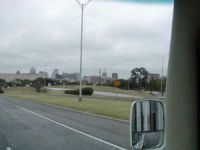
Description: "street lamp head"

(75, 0), (92, 7)
(79, 0), (91, 3)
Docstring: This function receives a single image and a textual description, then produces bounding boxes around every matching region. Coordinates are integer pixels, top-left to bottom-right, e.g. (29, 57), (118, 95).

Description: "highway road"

(0, 96), (130, 150)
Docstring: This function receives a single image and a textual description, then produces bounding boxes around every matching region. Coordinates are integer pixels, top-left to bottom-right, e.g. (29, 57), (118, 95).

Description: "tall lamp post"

(161, 53), (169, 97)
(75, 0), (92, 101)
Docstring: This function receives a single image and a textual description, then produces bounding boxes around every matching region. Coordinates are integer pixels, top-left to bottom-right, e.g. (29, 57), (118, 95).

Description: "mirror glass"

(131, 100), (165, 150)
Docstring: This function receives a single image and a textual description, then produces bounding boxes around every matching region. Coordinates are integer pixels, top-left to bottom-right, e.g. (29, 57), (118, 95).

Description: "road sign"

(113, 80), (121, 88)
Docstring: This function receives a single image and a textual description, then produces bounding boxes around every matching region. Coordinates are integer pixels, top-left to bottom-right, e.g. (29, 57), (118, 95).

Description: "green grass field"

(4, 87), (132, 120)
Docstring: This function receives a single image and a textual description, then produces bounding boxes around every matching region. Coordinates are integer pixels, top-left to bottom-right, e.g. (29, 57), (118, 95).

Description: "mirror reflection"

(131, 101), (165, 150)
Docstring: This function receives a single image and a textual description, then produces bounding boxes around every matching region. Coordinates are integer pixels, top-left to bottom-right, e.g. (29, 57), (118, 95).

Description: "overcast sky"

(0, 0), (173, 78)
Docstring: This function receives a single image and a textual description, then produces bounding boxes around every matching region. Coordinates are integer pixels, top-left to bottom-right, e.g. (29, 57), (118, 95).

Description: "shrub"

(40, 88), (47, 93)
(0, 86), (4, 94)
(64, 89), (79, 95)
(65, 87), (93, 96)
(35, 84), (42, 93)
(82, 87), (93, 95)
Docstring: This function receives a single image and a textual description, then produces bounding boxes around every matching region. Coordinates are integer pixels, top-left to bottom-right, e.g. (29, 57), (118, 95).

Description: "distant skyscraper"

(89, 76), (100, 85)
(112, 73), (118, 80)
(52, 69), (59, 79)
(16, 70), (21, 75)
(30, 67), (36, 74)
(102, 69), (107, 78)
(63, 73), (80, 82)
(39, 71), (48, 78)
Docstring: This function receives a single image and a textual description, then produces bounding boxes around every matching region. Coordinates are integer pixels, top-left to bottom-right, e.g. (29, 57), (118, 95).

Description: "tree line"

(115, 67), (167, 92)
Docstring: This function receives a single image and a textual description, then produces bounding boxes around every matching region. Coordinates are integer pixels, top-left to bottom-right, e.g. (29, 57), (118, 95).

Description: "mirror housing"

(130, 100), (165, 150)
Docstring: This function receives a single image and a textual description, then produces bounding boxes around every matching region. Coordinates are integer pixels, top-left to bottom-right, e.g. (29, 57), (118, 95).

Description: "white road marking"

(17, 106), (128, 150)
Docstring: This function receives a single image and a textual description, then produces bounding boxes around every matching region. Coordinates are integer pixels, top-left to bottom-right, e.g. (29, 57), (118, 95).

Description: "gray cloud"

(0, 0), (172, 78)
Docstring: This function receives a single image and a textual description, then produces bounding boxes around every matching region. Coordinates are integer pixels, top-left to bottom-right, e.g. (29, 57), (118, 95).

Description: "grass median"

(54, 85), (155, 98)
(4, 87), (132, 120)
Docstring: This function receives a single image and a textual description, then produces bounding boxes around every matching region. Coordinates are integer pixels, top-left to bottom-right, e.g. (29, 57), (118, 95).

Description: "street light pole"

(75, 0), (92, 101)
(161, 53), (169, 97)
(79, 4), (84, 102)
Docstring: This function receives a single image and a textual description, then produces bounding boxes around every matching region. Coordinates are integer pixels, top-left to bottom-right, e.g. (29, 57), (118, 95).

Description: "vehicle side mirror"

(130, 100), (165, 150)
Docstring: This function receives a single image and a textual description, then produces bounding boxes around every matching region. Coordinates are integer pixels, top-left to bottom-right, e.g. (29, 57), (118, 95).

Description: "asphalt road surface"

(0, 96), (130, 150)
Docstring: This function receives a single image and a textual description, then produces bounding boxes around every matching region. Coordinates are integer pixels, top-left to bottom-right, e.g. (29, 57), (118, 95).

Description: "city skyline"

(0, 66), (163, 80)
(0, 0), (172, 78)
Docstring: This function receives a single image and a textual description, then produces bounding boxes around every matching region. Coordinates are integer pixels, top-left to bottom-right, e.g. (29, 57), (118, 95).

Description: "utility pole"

(75, 0), (92, 101)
